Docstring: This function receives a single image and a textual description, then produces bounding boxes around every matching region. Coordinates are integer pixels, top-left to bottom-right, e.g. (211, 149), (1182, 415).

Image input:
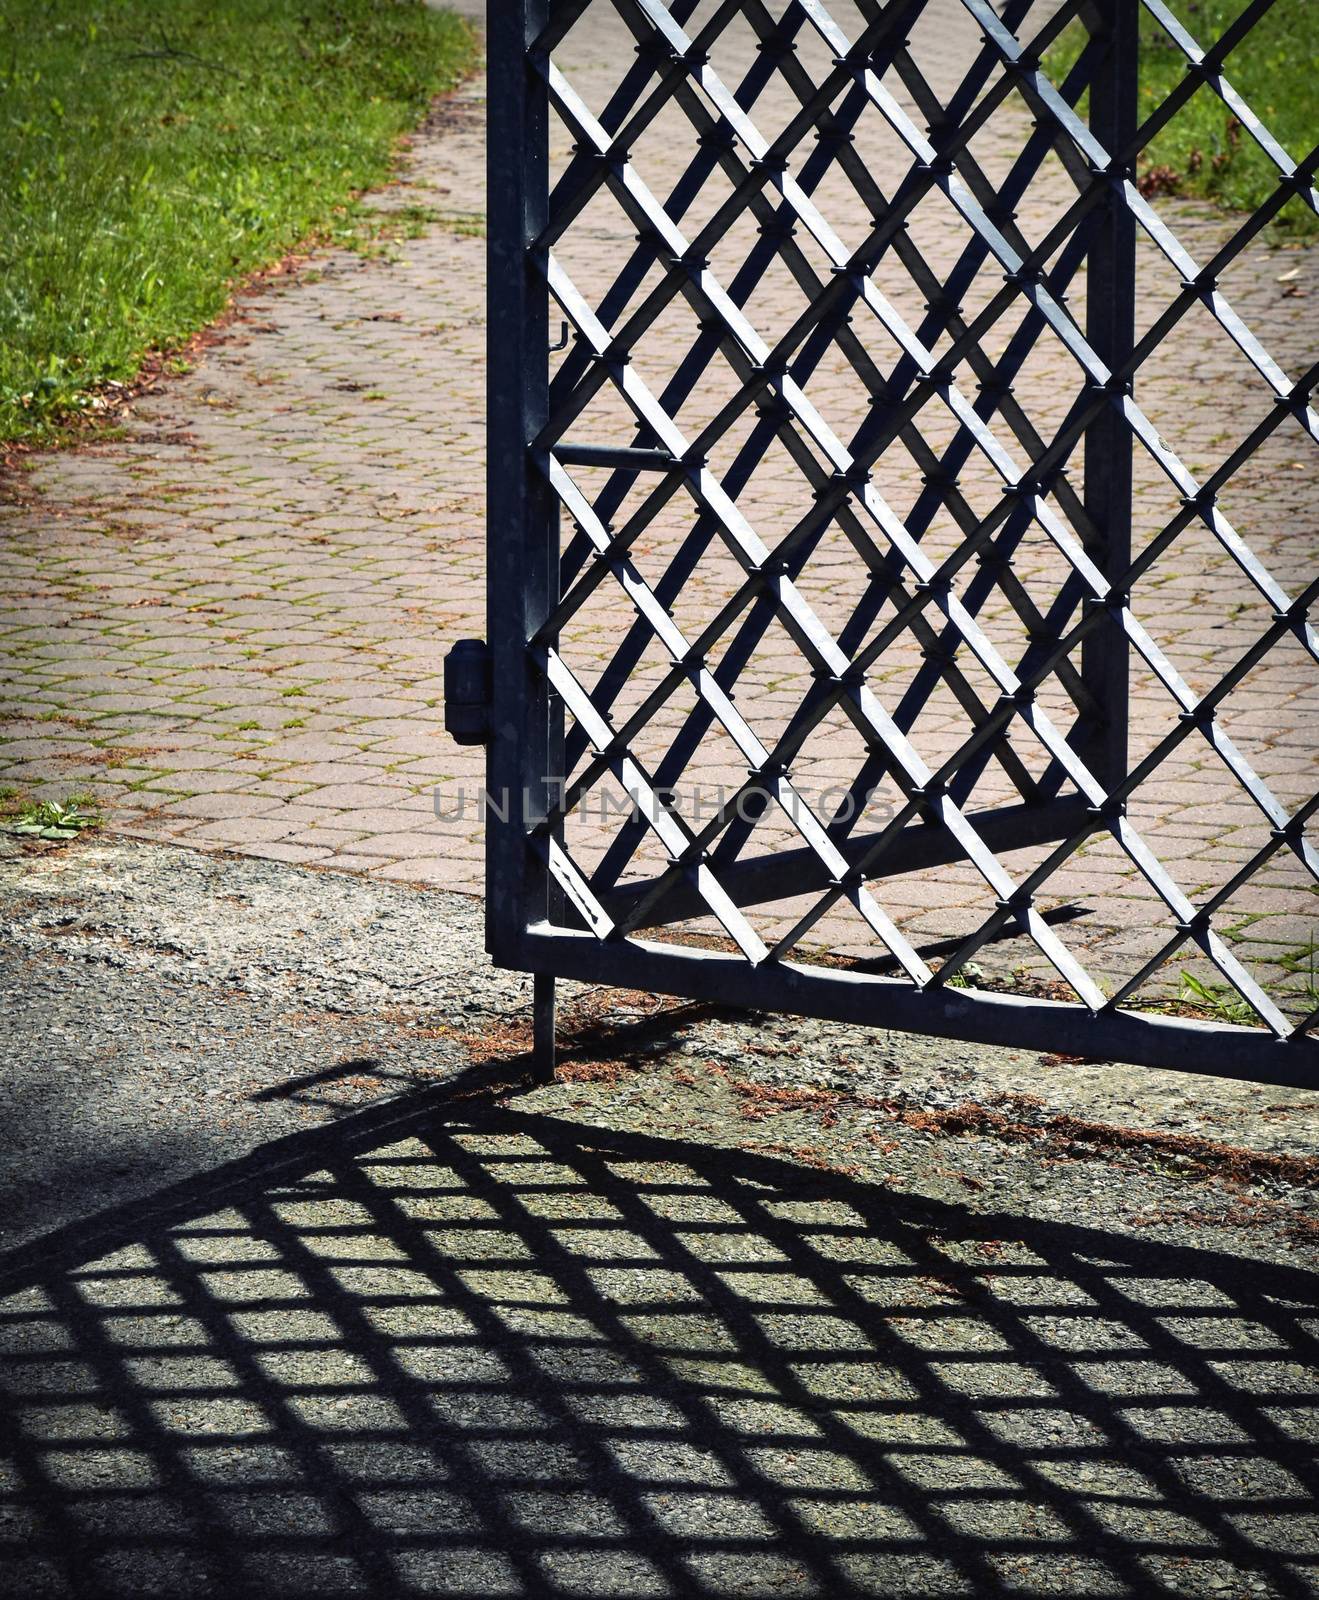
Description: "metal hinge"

(443, 638), (492, 746)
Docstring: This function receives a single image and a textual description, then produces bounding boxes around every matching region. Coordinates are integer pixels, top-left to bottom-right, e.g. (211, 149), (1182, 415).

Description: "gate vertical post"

(486, 0), (557, 1023)
(1082, 0), (1138, 797)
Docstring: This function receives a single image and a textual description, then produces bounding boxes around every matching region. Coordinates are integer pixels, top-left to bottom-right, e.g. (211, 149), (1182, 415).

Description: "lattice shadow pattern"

(486, 0), (1318, 1074)
(2, 1114), (1317, 1597)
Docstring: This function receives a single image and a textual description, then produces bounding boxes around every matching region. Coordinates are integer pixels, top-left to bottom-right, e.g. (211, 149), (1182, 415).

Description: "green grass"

(0, 0), (477, 443)
(1045, 0), (1316, 237)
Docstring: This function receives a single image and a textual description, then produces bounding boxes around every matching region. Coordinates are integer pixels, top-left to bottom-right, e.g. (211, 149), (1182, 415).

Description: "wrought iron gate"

(467, 0), (1319, 1082)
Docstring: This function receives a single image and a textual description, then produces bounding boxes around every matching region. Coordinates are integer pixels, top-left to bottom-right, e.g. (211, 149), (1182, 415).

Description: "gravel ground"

(1, 835), (1317, 1598)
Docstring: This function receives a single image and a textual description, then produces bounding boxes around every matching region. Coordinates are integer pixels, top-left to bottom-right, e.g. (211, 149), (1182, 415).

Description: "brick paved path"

(0, 0), (1314, 1020)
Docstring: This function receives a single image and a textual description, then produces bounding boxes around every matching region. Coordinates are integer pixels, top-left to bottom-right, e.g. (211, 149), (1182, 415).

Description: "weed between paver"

(0, 0), (478, 443)
(5, 794), (102, 841)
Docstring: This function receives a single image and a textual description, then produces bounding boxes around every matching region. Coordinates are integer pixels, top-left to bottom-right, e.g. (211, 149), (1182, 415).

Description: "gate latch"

(444, 638), (492, 746)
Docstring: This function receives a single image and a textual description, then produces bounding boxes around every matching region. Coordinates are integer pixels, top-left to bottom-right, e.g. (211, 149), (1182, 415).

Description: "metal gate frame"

(472, 0), (1319, 1084)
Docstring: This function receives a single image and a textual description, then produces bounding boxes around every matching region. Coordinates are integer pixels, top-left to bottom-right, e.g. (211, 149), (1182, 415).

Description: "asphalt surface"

(1, 834), (1317, 1597)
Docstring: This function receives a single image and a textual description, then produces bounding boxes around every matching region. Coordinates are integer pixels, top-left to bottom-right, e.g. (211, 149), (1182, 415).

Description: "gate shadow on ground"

(1, 1072), (1316, 1599)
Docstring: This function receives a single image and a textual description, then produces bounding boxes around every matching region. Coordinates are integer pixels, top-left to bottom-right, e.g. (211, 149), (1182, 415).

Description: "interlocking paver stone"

(0, 0), (1313, 1021)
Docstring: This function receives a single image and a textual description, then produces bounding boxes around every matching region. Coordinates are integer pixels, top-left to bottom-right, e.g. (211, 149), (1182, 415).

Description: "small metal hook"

(549, 320), (570, 352)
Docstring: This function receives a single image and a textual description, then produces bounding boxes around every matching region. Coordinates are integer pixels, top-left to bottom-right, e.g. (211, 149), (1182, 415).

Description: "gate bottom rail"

(513, 929), (1319, 1087)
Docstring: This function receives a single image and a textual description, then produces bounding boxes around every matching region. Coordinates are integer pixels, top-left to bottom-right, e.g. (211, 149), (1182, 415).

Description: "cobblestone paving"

(0, 0), (1314, 1025)
(0, 66), (491, 890)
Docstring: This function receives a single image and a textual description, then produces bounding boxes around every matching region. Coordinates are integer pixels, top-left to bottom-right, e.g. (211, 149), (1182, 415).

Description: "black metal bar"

(518, 929), (1319, 1088)
(554, 442), (676, 471)
(533, 972), (557, 1077)
(1080, 0), (1138, 795)
(600, 796), (1095, 930)
(486, 0), (554, 963)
